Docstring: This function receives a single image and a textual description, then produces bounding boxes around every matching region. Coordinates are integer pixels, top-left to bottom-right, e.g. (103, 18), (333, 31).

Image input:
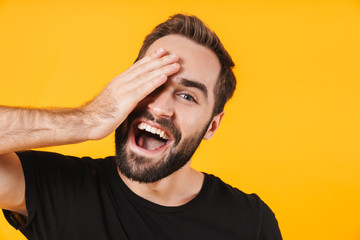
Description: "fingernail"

(171, 63), (180, 69)
(157, 48), (165, 54)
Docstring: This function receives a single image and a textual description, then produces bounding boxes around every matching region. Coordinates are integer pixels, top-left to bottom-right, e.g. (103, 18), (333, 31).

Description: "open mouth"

(133, 122), (171, 151)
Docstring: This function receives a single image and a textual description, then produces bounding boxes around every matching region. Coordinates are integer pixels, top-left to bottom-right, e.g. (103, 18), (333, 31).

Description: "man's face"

(115, 34), (222, 183)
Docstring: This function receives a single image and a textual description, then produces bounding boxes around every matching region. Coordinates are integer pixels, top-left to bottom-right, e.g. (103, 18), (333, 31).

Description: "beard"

(115, 109), (211, 183)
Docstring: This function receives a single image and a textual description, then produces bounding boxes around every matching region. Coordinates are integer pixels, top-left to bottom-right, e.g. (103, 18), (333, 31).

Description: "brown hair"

(136, 14), (236, 115)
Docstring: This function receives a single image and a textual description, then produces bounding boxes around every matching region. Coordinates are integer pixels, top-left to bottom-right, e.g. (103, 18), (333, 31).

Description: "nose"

(147, 88), (174, 119)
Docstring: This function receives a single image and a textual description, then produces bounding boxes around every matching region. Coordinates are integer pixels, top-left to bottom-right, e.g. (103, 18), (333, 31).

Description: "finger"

(150, 47), (166, 58)
(126, 54), (179, 81)
(109, 62), (180, 102)
(134, 74), (168, 100)
(135, 62), (180, 88)
(125, 48), (167, 73)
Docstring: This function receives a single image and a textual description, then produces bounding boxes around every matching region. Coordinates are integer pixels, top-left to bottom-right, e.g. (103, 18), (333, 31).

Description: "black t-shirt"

(3, 151), (282, 240)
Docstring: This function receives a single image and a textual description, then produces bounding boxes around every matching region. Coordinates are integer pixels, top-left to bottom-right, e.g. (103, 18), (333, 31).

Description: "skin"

(117, 35), (224, 206)
(0, 34), (224, 217)
(0, 47), (179, 216)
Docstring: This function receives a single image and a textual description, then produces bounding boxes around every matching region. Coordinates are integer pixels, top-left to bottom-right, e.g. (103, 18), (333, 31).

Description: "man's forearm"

(0, 48), (180, 155)
(0, 106), (93, 154)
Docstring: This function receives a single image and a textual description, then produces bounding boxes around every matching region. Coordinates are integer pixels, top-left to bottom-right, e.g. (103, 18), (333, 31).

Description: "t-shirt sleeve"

(258, 200), (282, 240)
(2, 150), (89, 238)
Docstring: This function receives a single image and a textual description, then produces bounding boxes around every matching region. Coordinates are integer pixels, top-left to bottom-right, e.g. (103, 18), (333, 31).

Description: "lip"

(129, 119), (174, 155)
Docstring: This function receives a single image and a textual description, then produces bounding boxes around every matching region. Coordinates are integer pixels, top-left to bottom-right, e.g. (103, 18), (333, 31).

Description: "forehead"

(145, 34), (221, 99)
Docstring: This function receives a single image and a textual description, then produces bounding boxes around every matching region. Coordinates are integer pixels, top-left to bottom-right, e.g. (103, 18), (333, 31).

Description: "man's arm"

(0, 48), (180, 215)
(0, 48), (179, 153)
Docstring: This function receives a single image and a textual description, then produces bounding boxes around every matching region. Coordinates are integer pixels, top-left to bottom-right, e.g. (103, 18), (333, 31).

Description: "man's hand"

(84, 48), (180, 140)
(0, 48), (179, 154)
(0, 48), (178, 215)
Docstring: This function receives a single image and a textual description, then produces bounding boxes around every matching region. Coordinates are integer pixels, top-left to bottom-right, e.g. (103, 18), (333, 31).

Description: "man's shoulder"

(17, 150), (114, 162)
(203, 173), (282, 239)
(16, 150), (115, 175)
(204, 173), (259, 197)
(204, 173), (264, 210)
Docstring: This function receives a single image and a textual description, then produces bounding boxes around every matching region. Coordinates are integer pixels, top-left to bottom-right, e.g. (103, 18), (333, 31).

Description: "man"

(0, 14), (282, 239)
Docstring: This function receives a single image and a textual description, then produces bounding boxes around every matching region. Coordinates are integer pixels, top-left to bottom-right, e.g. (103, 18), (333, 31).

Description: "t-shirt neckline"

(105, 157), (210, 213)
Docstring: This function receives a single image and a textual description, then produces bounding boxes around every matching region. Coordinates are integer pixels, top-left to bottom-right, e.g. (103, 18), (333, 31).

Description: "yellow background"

(1, 0), (360, 239)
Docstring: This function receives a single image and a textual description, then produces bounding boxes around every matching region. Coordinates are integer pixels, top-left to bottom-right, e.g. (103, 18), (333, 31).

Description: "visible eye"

(179, 93), (196, 103)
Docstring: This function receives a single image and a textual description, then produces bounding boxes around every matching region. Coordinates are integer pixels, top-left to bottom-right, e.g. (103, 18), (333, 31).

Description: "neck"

(118, 161), (204, 207)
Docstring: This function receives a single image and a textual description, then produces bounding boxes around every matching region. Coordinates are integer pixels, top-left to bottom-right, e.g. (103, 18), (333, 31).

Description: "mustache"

(132, 110), (182, 144)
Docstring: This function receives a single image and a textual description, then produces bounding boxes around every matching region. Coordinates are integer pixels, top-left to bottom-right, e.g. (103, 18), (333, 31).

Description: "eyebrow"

(179, 78), (208, 99)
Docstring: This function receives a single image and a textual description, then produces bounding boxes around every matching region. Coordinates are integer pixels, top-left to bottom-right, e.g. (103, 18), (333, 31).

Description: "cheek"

(176, 109), (211, 135)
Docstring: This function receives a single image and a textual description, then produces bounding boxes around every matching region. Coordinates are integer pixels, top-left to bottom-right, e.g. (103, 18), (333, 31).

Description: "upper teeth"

(138, 122), (169, 140)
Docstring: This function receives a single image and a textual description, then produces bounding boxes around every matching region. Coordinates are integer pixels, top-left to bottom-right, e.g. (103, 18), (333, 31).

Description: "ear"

(203, 111), (225, 140)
